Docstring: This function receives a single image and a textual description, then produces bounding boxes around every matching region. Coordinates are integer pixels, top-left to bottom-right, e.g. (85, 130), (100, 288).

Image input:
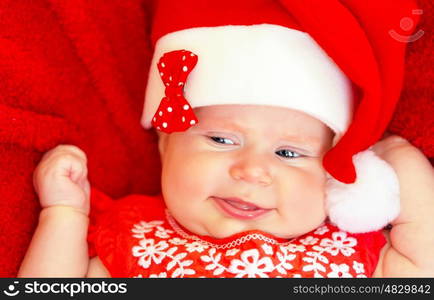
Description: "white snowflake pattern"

(261, 244), (274, 255)
(131, 220), (196, 277)
(327, 263), (353, 278)
(131, 220), (164, 238)
(314, 225), (329, 235)
(299, 236), (319, 245)
(302, 246), (329, 277)
(225, 249), (240, 256)
(275, 246), (296, 275)
(185, 241), (208, 253)
(155, 226), (174, 239)
(228, 249), (274, 278)
(169, 237), (187, 245)
(200, 248), (226, 276)
(352, 261), (365, 274)
(132, 239), (169, 268)
(282, 244), (306, 253)
(166, 252), (196, 278)
(320, 232), (356, 257)
(130, 218), (371, 278)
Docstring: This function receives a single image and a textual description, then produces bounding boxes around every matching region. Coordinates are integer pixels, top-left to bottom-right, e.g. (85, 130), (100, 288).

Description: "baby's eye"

(209, 136), (235, 145)
(275, 149), (302, 159)
(208, 136), (303, 158)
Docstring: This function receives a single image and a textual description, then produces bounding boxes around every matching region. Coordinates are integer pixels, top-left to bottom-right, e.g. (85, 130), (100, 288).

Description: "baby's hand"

(372, 134), (434, 276)
(34, 145), (90, 216)
(372, 134), (434, 226)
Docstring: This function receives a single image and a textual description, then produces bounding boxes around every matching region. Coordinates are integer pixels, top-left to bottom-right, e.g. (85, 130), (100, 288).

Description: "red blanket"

(0, 0), (432, 277)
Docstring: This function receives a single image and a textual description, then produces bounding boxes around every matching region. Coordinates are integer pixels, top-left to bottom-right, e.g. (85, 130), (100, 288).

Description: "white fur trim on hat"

(326, 150), (400, 233)
(142, 24), (353, 136)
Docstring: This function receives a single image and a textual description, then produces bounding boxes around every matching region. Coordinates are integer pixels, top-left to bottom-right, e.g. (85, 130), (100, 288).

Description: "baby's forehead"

(194, 105), (326, 129)
(197, 105), (302, 119)
(192, 105), (334, 146)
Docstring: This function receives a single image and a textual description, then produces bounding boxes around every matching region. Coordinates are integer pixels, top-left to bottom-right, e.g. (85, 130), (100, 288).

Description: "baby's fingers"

(42, 145), (87, 166)
(34, 145), (88, 191)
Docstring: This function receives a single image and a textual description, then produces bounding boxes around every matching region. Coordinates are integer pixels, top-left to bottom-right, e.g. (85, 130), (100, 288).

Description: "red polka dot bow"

(151, 50), (199, 133)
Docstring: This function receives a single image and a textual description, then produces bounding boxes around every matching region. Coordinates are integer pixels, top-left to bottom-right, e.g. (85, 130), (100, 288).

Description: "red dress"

(88, 188), (386, 278)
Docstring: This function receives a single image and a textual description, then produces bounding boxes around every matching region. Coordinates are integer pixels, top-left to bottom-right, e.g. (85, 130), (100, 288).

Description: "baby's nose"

(229, 155), (273, 186)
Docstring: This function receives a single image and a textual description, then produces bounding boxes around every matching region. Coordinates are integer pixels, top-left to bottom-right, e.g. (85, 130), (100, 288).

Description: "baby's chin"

(200, 218), (322, 240)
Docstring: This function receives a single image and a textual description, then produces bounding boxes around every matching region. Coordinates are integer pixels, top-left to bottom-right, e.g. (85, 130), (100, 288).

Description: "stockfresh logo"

(3, 281), (20, 297)
(2, 280), (127, 297)
(389, 9), (424, 43)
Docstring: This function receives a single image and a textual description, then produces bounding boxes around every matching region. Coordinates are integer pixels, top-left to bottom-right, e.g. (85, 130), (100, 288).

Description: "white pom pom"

(326, 150), (400, 233)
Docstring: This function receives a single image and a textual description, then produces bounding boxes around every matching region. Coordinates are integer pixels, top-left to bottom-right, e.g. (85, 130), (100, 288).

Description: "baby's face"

(158, 105), (334, 239)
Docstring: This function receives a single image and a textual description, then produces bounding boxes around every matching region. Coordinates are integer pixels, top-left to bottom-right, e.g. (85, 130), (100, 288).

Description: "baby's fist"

(34, 145), (90, 215)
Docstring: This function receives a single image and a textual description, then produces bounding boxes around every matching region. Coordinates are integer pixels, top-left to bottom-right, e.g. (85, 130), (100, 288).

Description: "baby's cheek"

(301, 172), (327, 220)
(163, 152), (221, 199)
(280, 167), (327, 218)
(161, 152), (226, 235)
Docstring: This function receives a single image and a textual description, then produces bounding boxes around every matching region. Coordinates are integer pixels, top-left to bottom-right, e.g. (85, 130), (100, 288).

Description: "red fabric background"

(0, 0), (432, 277)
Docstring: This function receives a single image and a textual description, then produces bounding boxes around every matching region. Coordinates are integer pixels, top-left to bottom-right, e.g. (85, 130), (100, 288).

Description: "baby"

(17, 105), (434, 278)
(18, 0), (434, 278)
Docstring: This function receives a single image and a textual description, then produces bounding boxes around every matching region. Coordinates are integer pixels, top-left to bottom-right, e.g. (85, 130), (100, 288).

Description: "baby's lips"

(215, 196), (272, 211)
(213, 196), (272, 220)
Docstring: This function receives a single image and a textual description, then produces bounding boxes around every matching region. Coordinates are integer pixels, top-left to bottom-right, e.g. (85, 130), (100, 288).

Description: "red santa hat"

(142, 0), (420, 233)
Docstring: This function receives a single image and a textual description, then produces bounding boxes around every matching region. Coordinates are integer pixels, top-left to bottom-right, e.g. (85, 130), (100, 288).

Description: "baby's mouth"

(223, 198), (261, 211)
(212, 196), (272, 220)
